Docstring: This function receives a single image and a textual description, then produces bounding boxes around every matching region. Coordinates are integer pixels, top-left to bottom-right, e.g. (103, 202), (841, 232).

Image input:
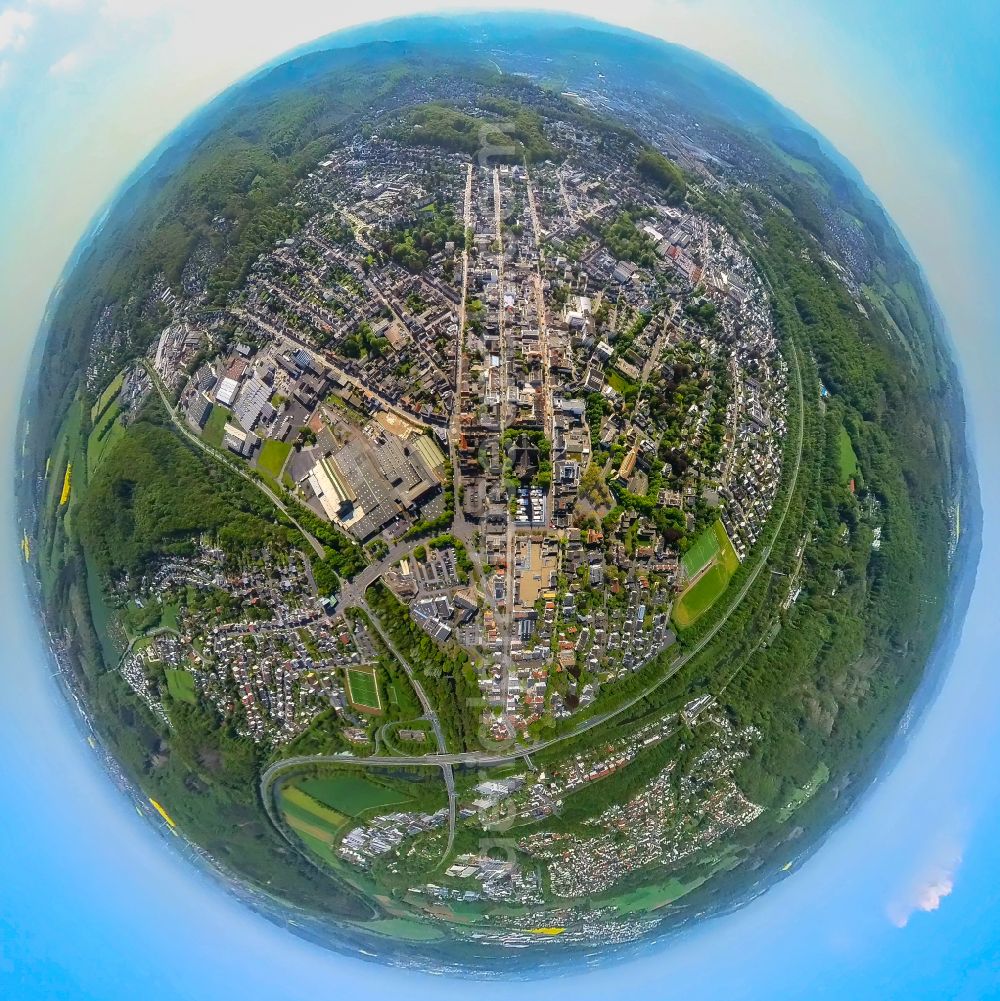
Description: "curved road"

(352, 598), (458, 856)
(261, 335), (806, 853)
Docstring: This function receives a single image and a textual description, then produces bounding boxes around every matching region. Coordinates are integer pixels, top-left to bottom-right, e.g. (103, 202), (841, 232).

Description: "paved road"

(232, 304), (433, 434)
(260, 334), (806, 777)
(250, 219), (806, 870)
(354, 597), (458, 855)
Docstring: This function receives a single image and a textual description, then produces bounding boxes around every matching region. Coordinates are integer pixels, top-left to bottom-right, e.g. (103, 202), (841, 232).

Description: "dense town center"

(83, 102), (795, 944)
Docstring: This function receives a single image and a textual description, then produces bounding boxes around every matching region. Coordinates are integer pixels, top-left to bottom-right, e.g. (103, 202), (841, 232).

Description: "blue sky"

(2, 2), (1000, 999)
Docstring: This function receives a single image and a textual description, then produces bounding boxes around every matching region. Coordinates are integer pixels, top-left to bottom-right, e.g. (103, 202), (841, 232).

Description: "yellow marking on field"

(59, 463), (72, 506)
(21, 535), (30, 562)
(149, 798), (176, 828)
(529, 927), (565, 936)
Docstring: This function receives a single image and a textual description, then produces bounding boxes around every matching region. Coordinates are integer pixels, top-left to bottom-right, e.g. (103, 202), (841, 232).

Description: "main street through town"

(261, 337), (806, 852)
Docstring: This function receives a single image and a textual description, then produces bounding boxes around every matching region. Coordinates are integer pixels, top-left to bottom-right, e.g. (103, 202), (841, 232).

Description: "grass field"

(299, 774), (410, 817)
(159, 601), (180, 632)
(90, 371), (124, 423)
(673, 563), (729, 628)
(682, 523), (723, 578)
(202, 405), (231, 448)
(607, 369), (636, 394)
(674, 520), (740, 628)
(44, 400), (83, 516)
(279, 785), (351, 866)
(281, 785), (350, 831)
(361, 917), (445, 942)
(40, 397), (85, 597)
(257, 438), (293, 480)
(87, 401), (124, 476)
(713, 519), (741, 575)
(600, 876), (705, 914)
(838, 426), (859, 483)
(165, 669), (197, 704)
(778, 761), (830, 822)
(347, 666), (381, 711)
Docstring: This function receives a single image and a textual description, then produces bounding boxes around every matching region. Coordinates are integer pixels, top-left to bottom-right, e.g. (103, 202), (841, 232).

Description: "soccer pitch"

(346, 666), (381, 711)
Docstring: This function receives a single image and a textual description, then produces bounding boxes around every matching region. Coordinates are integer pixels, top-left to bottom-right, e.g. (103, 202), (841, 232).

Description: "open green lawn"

(682, 522), (722, 578)
(159, 601), (180, 632)
(43, 398), (84, 523)
(90, 371), (124, 423)
(600, 876), (705, 914)
(87, 402), (124, 477)
(165, 669), (197, 704)
(778, 761), (830, 822)
(838, 426), (859, 483)
(202, 405), (230, 448)
(40, 396), (86, 598)
(257, 438), (293, 480)
(299, 774), (410, 817)
(281, 784), (350, 833)
(360, 917), (445, 942)
(347, 667), (381, 710)
(713, 519), (741, 575)
(673, 563), (729, 628)
(606, 370), (636, 394)
(293, 828), (341, 868)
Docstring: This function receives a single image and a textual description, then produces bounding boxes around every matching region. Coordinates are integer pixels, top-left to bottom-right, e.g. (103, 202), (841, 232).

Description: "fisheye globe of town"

(18, 12), (969, 976)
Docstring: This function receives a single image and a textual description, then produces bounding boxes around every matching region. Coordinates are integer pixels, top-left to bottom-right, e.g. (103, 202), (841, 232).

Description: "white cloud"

(49, 47), (84, 75)
(29, 0), (86, 9)
(0, 10), (35, 54)
(98, 0), (172, 19)
(886, 838), (963, 928)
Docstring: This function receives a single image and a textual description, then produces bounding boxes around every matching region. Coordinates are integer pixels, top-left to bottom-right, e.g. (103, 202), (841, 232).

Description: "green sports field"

(346, 666), (381, 711)
(681, 523), (722, 578)
(674, 520), (740, 627)
(673, 563), (729, 628)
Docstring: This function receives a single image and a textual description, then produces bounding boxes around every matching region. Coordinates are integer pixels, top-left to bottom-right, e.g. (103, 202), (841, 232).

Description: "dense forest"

(80, 399), (295, 579)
